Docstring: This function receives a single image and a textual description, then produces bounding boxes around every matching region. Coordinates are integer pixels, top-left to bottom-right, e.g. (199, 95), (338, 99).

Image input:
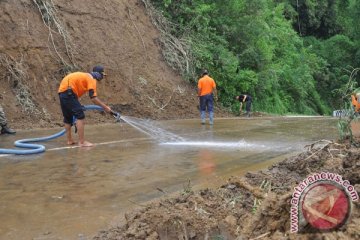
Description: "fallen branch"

(32, 0), (77, 70)
(249, 232), (270, 240)
(127, 7), (149, 62)
(303, 143), (331, 162)
(236, 178), (265, 199)
(304, 139), (334, 151)
(140, 0), (195, 80)
(147, 89), (175, 111)
(0, 53), (41, 115)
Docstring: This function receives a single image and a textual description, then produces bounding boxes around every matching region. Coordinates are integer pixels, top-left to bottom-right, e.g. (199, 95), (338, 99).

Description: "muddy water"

(0, 117), (337, 240)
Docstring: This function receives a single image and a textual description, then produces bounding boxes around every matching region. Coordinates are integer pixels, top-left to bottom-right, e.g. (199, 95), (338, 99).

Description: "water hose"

(1, 130), (66, 155)
(0, 105), (119, 155)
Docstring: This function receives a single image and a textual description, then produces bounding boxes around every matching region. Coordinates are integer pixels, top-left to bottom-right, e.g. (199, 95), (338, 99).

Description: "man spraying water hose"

(58, 65), (117, 147)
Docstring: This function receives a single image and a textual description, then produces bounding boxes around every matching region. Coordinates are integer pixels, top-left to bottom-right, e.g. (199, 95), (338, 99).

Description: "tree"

(150, 0), (356, 115)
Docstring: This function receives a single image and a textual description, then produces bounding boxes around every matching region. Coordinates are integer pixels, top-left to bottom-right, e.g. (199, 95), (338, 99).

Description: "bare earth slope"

(0, 0), (202, 130)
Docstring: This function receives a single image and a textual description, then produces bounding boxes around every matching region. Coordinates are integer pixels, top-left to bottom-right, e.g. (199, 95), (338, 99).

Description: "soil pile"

(93, 140), (360, 240)
(0, 0), (224, 130)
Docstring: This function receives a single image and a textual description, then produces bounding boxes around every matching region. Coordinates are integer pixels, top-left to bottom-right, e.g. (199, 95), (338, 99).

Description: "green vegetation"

(150, 0), (360, 115)
(337, 68), (360, 144)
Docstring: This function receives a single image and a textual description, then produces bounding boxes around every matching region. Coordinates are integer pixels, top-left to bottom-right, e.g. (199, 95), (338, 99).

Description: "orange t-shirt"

(352, 95), (360, 112)
(58, 72), (97, 98)
(198, 75), (216, 96)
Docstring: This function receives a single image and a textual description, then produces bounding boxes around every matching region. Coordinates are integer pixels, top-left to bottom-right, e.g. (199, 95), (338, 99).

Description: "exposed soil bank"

(0, 0), (210, 130)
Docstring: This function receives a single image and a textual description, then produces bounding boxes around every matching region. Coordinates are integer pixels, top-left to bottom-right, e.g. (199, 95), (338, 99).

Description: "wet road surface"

(0, 117), (338, 239)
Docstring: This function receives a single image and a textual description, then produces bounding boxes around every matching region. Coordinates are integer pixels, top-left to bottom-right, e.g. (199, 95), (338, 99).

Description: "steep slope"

(0, 0), (202, 130)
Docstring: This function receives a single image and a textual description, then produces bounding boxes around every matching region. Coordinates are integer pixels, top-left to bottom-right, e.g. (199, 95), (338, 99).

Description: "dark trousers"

(199, 94), (214, 112)
(245, 100), (252, 113)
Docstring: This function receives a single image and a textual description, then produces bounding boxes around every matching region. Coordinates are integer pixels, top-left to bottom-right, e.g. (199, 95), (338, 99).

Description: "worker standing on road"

(235, 94), (252, 117)
(198, 69), (217, 125)
(0, 105), (16, 134)
(58, 65), (112, 147)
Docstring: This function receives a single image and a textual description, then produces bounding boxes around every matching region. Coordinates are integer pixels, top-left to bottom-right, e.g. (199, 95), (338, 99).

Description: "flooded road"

(0, 117), (338, 240)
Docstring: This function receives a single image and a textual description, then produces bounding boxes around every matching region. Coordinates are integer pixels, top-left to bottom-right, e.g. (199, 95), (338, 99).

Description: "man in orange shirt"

(351, 91), (360, 114)
(198, 69), (217, 125)
(58, 65), (112, 147)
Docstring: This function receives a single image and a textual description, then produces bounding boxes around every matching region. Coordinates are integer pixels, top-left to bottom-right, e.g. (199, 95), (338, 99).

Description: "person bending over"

(235, 94), (252, 117)
(58, 65), (112, 147)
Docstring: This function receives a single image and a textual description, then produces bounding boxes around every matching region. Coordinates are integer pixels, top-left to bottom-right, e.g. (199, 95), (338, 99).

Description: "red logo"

(301, 182), (351, 230)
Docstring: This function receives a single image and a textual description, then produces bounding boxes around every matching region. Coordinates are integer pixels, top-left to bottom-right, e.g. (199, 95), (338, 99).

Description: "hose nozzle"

(111, 111), (121, 122)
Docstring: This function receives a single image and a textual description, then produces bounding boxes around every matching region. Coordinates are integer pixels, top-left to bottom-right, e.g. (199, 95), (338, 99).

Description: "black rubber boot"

(1, 125), (16, 134)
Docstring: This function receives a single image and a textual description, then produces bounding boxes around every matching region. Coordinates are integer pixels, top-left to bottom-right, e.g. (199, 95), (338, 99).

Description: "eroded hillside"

(0, 0), (203, 130)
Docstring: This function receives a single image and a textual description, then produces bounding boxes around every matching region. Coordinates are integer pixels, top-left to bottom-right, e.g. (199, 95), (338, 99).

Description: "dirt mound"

(0, 0), (225, 130)
(93, 140), (360, 240)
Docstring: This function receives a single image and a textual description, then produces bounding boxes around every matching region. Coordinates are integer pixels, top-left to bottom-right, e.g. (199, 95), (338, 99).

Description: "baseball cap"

(90, 72), (103, 81)
(92, 65), (107, 76)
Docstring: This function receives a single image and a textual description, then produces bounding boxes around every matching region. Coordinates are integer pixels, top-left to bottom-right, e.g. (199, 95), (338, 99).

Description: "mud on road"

(93, 140), (360, 240)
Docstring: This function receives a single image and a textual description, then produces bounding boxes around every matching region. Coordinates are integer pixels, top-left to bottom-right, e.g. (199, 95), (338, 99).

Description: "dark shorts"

(199, 94), (214, 112)
(59, 92), (85, 124)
